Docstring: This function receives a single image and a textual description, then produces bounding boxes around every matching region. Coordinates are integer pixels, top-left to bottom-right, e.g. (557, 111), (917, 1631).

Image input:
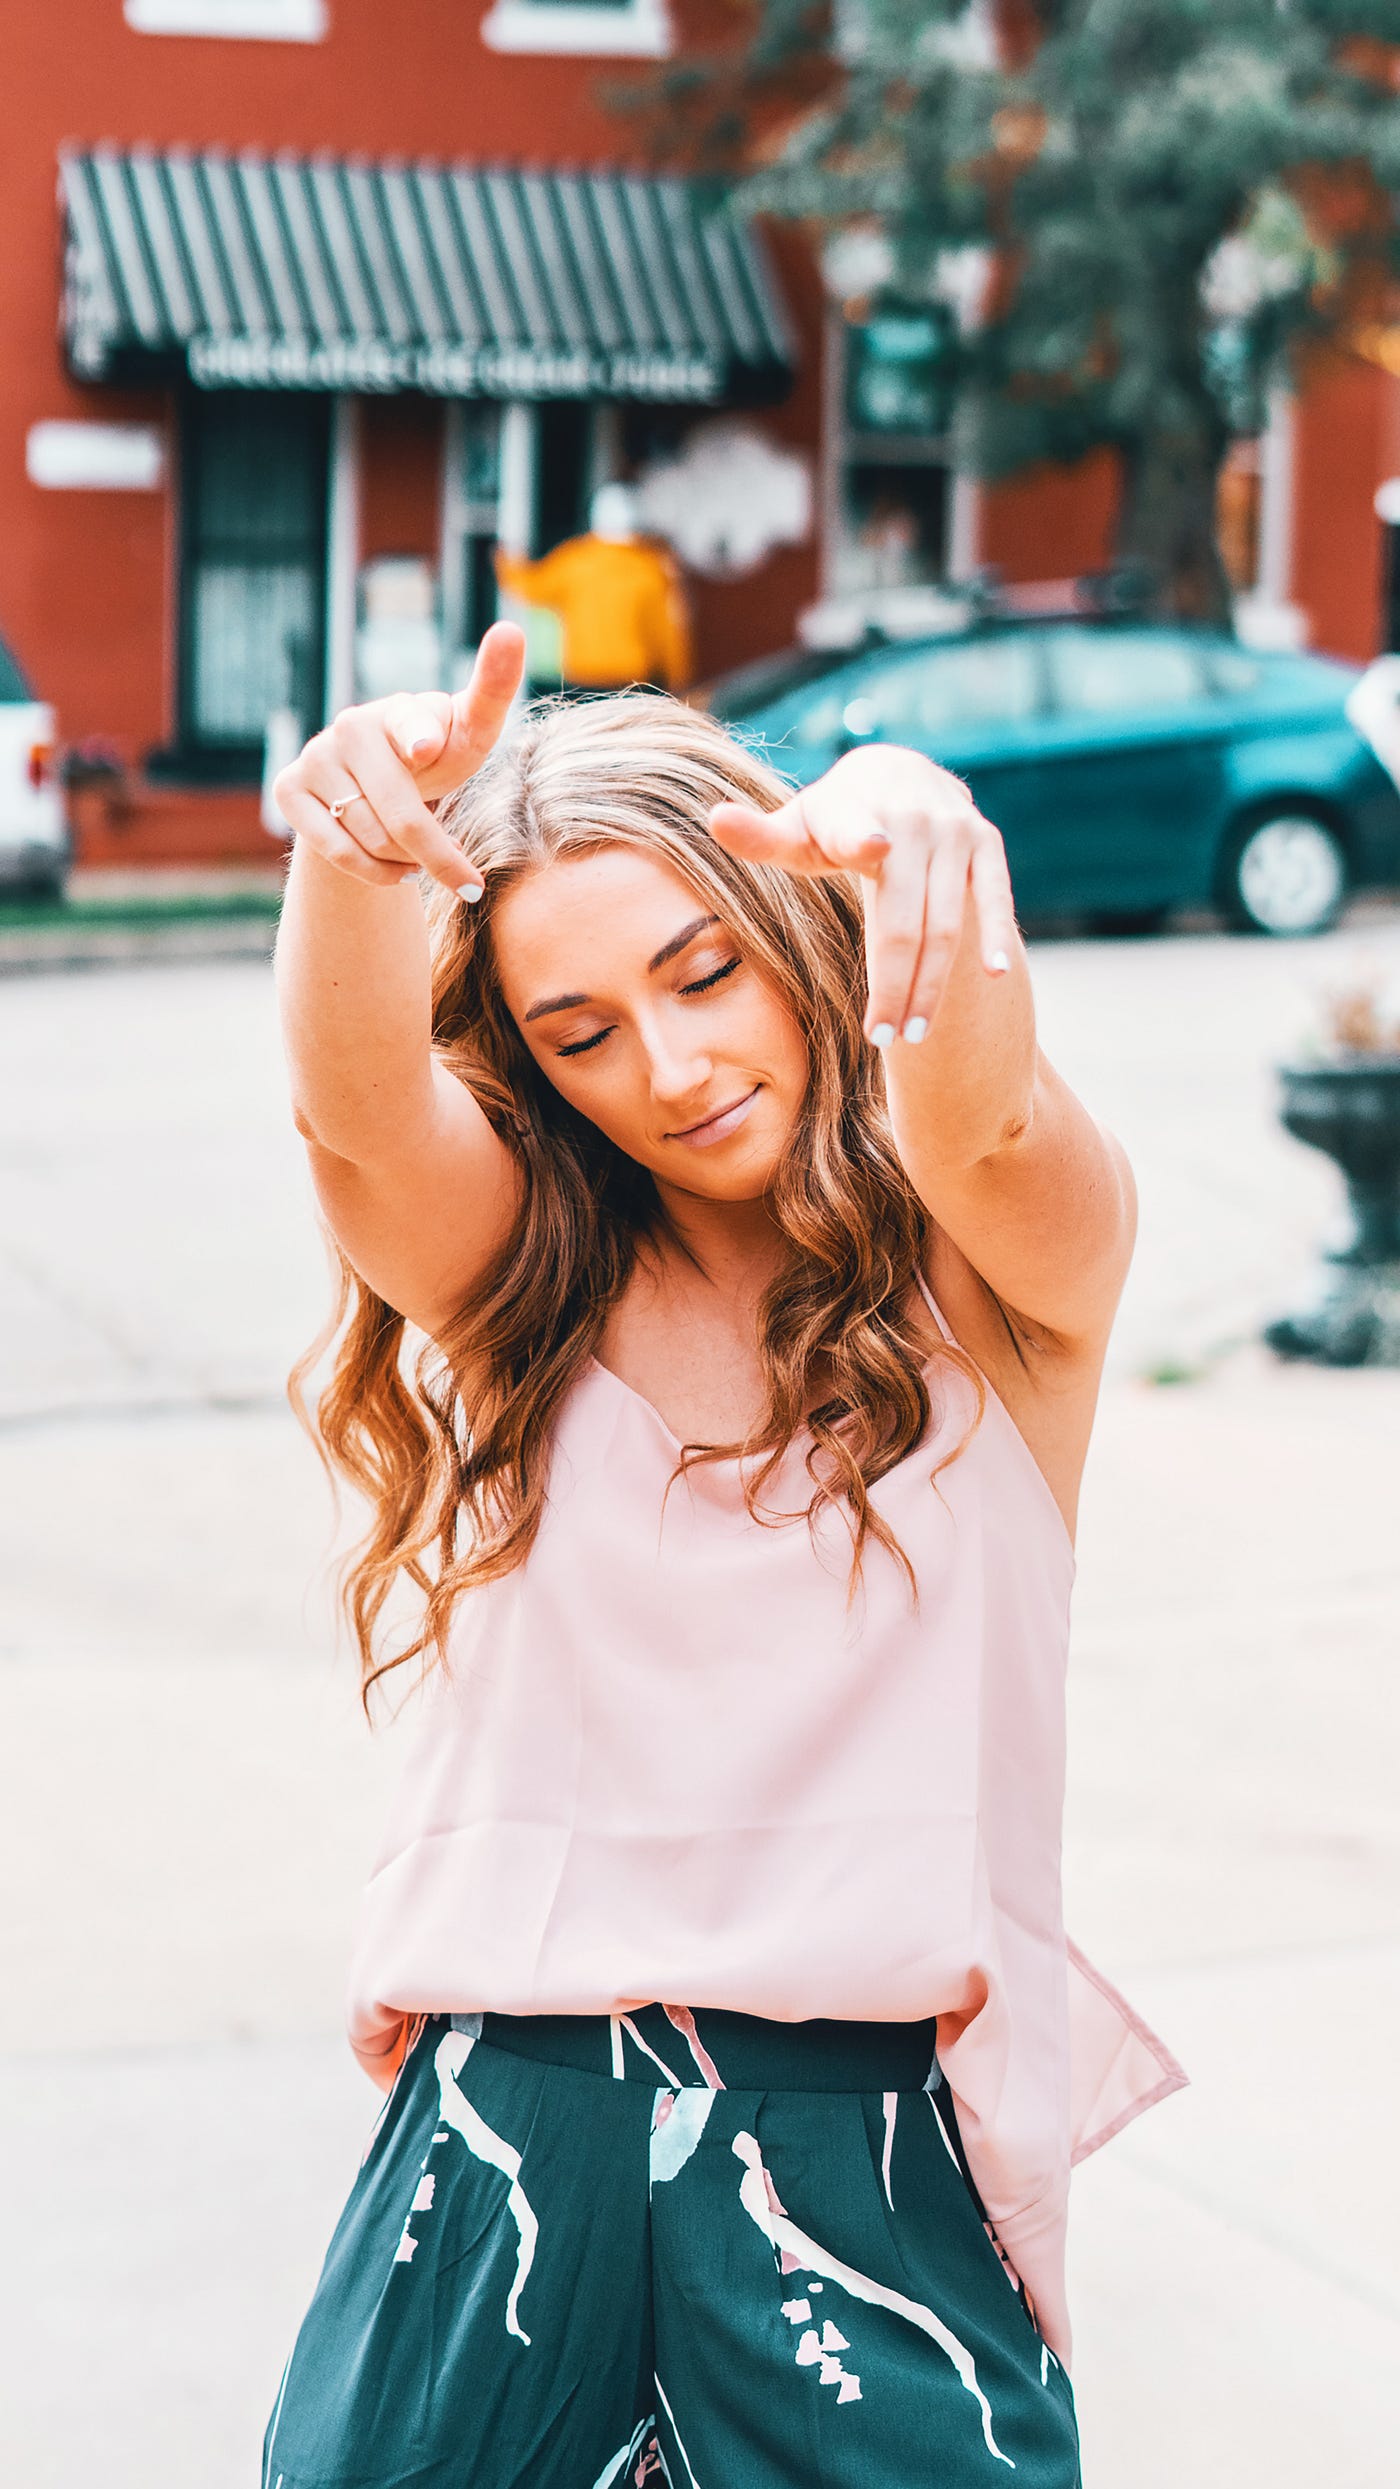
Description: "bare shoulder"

(923, 1224), (1118, 1549)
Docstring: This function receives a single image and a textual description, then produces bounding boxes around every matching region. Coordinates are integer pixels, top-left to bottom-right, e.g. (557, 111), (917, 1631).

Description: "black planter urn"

(1264, 1057), (1400, 1366)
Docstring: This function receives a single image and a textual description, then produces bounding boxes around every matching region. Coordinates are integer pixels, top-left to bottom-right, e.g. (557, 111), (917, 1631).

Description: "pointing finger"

(335, 715), (485, 899)
(968, 817), (1019, 974)
(864, 818), (934, 1043)
(424, 621), (527, 798)
(277, 780), (423, 888)
(709, 796), (890, 877)
(899, 834), (974, 1037)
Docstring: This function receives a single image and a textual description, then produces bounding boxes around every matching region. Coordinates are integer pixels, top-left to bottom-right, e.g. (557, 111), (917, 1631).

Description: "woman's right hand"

(272, 619), (526, 900)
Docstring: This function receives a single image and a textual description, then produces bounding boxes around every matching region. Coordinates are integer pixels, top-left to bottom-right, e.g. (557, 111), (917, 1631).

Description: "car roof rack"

(797, 562), (1164, 656)
(962, 562), (1160, 623)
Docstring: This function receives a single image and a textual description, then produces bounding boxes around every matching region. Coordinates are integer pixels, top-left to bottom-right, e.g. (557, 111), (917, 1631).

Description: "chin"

(680, 1140), (786, 1201)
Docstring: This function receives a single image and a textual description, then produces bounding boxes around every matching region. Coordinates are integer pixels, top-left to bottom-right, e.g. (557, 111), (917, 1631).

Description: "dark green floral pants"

(262, 2002), (1082, 2487)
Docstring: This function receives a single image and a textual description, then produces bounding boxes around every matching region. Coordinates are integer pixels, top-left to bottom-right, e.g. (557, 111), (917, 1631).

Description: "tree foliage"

(616, 0), (1400, 618)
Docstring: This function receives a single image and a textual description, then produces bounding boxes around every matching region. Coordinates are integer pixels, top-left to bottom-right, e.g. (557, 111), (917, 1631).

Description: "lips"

(670, 1084), (761, 1142)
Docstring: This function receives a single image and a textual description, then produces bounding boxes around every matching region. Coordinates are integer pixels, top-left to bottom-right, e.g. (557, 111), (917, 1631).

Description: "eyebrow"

(522, 913), (720, 1024)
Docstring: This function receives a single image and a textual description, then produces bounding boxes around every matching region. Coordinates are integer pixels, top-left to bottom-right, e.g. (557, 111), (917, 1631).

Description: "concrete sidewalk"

(0, 865), (284, 974)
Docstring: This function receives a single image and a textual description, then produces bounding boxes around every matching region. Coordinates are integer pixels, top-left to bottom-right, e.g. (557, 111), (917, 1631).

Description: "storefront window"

(442, 403), (504, 672)
(845, 307), (956, 439)
(178, 392), (328, 775)
(836, 462), (949, 594)
(533, 401), (594, 555)
(832, 303), (957, 604)
(444, 400), (596, 686)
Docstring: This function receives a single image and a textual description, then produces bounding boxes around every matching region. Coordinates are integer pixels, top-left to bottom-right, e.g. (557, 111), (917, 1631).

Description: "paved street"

(1, 909), (1397, 2486)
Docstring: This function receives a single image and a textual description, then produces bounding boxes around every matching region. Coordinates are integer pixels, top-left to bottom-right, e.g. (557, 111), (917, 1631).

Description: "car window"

(786, 672), (866, 744)
(1209, 646), (1264, 697)
(709, 644), (851, 722)
(0, 636), (31, 702)
(847, 635), (1042, 741)
(1045, 627), (1209, 715)
(1209, 647), (1351, 707)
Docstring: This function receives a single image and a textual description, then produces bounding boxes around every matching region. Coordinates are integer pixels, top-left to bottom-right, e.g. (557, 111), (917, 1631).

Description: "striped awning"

(58, 146), (796, 405)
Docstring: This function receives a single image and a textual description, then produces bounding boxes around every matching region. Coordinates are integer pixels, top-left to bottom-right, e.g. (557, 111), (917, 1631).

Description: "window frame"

(478, 0), (673, 57)
(124, 0), (326, 37)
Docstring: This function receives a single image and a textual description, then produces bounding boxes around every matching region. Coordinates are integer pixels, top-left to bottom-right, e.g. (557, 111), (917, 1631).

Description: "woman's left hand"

(708, 745), (1019, 1046)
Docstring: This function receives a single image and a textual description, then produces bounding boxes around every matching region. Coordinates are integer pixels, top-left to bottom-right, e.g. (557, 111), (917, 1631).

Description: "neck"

(649, 1181), (789, 1300)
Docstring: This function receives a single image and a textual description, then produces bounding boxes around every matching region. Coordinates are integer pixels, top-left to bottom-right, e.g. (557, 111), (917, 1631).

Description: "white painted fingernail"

(988, 949), (1010, 974)
(869, 1021), (895, 1048)
(455, 878), (484, 903)
(405, 714), (439, 756)
(902, 1016), (929, 1044)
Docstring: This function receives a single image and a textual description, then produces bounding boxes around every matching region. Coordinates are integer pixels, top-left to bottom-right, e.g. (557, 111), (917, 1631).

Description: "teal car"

(706, 619), (1400, 936)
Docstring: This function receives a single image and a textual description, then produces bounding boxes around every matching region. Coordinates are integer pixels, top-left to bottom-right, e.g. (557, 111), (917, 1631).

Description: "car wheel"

(1218, 808), (1349, 936)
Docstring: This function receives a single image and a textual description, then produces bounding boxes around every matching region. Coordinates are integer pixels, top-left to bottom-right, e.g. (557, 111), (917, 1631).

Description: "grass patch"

(0, 889), (283, 934)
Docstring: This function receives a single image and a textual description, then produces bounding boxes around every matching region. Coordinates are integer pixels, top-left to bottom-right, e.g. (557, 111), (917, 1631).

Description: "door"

(1031, 626), (1228, 914)
(178, 390), (328, 779)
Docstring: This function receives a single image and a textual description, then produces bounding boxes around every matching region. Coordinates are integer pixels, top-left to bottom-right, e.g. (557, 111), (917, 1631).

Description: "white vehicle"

(0, 635), (68, 900)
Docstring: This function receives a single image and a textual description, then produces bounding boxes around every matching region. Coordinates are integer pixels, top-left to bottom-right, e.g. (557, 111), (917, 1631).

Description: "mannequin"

(494, 481), (694, 694)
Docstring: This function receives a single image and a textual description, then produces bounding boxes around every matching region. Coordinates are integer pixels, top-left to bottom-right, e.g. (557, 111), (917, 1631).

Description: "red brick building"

(3, 0), (1399, 867)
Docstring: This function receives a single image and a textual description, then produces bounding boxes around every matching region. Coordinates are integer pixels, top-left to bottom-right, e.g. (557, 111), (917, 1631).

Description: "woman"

(262, 619), (1187, 2489)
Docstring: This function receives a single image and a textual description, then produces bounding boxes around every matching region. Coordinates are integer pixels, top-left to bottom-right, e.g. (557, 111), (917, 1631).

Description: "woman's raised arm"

(708, 743), (1136, 1358)
(271, 624), (526, 1336)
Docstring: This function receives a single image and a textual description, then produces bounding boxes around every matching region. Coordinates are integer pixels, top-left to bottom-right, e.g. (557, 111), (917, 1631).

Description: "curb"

(0, 913), (279, 975)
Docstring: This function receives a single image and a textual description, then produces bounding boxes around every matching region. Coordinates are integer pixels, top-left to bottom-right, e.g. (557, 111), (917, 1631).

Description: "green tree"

(621, 0), (1400, 621)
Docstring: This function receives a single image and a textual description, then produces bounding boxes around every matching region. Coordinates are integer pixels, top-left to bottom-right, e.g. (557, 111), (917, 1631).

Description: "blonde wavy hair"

(290, 690), (986, 1715)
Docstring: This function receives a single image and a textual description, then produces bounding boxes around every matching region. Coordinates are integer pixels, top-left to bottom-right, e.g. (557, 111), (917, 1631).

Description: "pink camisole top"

(344, 1271), (1190, 2371)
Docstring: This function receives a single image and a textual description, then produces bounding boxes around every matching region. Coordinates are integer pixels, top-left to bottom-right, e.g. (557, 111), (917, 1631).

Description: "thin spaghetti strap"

(913, 1261), (956, 1343)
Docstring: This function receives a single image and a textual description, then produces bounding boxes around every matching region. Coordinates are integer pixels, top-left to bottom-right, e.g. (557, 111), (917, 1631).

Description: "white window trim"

(124, 0), (326, 40)
(27, 420), (166, 491)
(1232, 385), (1308, 650)
(832, 0), (992, 70)
(324, 397), (360, 722)
(1255, 384), (1295, 611)
(946, 465), (980, 584)
(480, 0), (672, 59)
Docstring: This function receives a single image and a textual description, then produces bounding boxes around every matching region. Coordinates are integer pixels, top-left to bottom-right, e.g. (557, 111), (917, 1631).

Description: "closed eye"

(556, 957), (742, 1058)
(681, 957), (741, 996)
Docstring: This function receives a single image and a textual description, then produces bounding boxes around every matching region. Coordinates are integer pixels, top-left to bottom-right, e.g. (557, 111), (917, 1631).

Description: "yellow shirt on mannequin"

(494, 533), (694, 691)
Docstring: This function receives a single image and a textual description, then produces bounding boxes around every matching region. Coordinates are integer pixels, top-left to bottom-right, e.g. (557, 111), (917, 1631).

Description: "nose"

(640, 1014), (714, 1113)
